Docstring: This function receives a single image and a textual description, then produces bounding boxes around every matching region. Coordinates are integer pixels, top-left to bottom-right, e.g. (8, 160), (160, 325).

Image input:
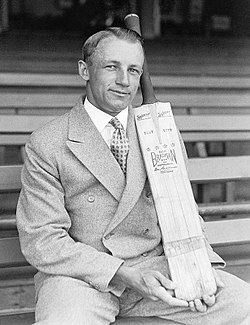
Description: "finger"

(148, 295), (160, 302)
(194, 299), (207, 313)
(189, 301), (196, 312)
(142, 272), (162, 289)
(203, 294), (216, 307)
(167, 296), (189, 307)
(213, 269), (225, 288)
(215, 275), (225, 288)
(155, 287), (189, 307)
(154, 272), (176, 290)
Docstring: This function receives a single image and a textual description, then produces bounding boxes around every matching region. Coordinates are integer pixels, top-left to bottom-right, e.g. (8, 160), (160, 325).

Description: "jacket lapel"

(66, 98), (126, 201)
(104, 107), (147, 233)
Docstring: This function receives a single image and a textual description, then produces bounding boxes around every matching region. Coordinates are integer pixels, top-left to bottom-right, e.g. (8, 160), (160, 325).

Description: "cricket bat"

(124, 13), (217, 301)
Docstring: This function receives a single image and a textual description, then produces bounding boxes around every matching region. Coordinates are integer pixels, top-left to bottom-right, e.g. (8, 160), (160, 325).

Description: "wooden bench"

(1, 89), (250, 115)
(1, 112), (250, 324)
(1, 35), (250, 324)
(1, 72), (250, 89)
(1, 72), (250, 115)
(1, 112), (250, 172)
(1, 114), (250, 321)
(2, 39), (250, 76)
(1, 113), (250, 146)
(1, 113), (250, 207)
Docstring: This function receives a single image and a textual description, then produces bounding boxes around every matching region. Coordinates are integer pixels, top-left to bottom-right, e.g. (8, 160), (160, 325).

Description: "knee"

(217, 270), (250, 318)
(233, 280), (250, 317)
(233, 281), (250, 317)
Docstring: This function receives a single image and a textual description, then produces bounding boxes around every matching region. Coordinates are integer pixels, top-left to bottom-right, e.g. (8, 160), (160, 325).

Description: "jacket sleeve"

(16, 134), (125, 296)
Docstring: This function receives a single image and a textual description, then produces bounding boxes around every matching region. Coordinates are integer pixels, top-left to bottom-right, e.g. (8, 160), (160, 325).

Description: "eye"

(129, 68), (141, 75)
(105, 65), (117, 70)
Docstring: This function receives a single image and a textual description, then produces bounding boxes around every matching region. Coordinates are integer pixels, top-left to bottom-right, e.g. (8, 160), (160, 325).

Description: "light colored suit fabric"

(16, 97), (250, 324)
(33, 269), (250, 325)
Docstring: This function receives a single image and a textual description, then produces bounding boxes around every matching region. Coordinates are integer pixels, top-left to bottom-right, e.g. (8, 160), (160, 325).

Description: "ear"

(78, 60), (90, 81)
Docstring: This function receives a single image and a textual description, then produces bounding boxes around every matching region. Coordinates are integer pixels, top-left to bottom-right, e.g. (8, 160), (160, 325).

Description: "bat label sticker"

(157, 110), (172, 118)
(136, 112), (151, 121)
(150, 147), (178, 174)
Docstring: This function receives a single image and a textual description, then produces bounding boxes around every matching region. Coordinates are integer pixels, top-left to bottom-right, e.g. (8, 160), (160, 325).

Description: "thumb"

(213, 269), (225, 288)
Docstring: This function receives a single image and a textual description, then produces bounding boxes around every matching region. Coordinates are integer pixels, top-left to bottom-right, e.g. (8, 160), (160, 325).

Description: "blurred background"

(1, 0), (250, 37)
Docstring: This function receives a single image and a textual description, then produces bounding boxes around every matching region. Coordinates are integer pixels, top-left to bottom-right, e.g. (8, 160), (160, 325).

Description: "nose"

(116, 68), (129, 87)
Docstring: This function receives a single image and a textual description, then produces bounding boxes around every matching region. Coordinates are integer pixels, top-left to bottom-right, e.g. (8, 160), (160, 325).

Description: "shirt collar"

(84, 97), (128, 132)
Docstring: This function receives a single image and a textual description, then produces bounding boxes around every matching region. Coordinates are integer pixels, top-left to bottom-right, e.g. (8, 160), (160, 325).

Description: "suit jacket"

(16, 97), (224, 297)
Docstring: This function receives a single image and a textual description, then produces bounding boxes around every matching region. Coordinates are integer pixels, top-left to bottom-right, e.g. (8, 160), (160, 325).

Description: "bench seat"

(1, 91), (250, 112)
(1, 113), (250, 322)
(1, 72), (250, 89)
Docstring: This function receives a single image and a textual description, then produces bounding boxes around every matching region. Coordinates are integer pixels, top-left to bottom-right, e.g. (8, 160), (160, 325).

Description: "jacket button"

(143, 228), (149, 235)
(146, 192), (152, 198)
(104, 232), (114, 240)
(87, 195), (95, 203)
(142, 252), (148, 257)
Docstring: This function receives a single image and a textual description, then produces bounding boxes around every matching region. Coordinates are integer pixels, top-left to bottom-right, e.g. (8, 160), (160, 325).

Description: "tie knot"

(109, 117), (123, 130)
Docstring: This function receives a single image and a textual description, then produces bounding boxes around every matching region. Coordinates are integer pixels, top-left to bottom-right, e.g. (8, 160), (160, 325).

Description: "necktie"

(109, 117), (129, 174)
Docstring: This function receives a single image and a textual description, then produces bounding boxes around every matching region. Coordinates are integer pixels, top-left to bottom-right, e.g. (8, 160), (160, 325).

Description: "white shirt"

(84, 97), (128, 148)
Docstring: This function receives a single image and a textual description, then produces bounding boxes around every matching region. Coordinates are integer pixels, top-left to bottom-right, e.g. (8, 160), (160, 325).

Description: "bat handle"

(124, 14), (157, 105)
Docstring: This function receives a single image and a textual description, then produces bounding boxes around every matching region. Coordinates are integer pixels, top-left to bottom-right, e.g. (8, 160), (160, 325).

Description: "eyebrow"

(104, 60), (142, 69)
(103, 60), (120, 65)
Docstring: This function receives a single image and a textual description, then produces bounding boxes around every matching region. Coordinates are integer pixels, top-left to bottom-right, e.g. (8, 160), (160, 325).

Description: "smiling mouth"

(110, 89), (130, 96)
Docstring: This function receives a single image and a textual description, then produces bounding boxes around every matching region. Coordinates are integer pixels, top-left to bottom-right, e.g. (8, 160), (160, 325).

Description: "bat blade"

(134, 101), (217, 300)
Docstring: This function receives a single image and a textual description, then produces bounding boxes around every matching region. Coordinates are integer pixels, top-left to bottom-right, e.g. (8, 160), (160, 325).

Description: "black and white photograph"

(0, 0), (250, 324)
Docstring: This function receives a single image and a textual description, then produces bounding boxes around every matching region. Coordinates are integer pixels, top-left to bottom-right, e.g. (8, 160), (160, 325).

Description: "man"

(16, 27), (250, 325)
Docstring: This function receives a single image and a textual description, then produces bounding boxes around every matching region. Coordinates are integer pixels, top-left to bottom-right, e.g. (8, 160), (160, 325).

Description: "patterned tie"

(109, 117), (129, 174)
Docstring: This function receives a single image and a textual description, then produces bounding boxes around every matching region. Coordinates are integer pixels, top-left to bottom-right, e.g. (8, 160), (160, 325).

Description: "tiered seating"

(1, 35), (250, 324)
(1, 72), (250, 115)
(1, 112), (250, 320)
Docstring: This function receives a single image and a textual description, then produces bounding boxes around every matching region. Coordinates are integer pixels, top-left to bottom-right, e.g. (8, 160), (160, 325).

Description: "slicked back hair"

(82, 27), (144, 65)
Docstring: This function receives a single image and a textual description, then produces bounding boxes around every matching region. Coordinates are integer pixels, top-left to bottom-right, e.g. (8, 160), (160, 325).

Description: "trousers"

(32, 265), (250, 325)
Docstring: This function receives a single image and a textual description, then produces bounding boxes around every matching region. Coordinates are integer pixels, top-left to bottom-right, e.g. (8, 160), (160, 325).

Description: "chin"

(110, 101), (128, 112)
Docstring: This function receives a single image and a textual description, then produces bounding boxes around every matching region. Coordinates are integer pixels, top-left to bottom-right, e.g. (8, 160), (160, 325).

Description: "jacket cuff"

(89, 255), (125, 295)
(207, 248), (226, 268)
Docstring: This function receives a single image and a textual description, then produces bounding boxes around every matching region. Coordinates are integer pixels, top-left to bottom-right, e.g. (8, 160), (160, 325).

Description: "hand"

(189, 268), (225, 313)
(112, 265), (189, 307)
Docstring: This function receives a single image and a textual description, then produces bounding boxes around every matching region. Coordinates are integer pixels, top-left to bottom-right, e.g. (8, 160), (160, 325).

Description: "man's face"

(79, 37), (144, 116)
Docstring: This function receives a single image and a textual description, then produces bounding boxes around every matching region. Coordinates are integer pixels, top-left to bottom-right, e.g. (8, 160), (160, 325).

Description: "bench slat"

(1, 92), (250, 108)
(1, 60), (250, 75)
(2, 202), (250, 231)
(199, 202), (250, 216)
(188, 156), (250, 182)
(0, 220), (17, 230)
(1, 115), (250, 132)
(206, 218), (250, 246)
(1, 115), (250, 145)
(0, 134), (30, 145)
(0, 238), (27, 267)
(176, 115), (250, 131)
(1, 73), (250, 89)
(0, 73), (84, 87)
(0, 166), (22, 191)
(1, 156), (250, 191)
(182, 132), (250, 142)
(1, 219), (249, 268)
(0, 115), (56, 133)
(3, 132), (250, 146)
